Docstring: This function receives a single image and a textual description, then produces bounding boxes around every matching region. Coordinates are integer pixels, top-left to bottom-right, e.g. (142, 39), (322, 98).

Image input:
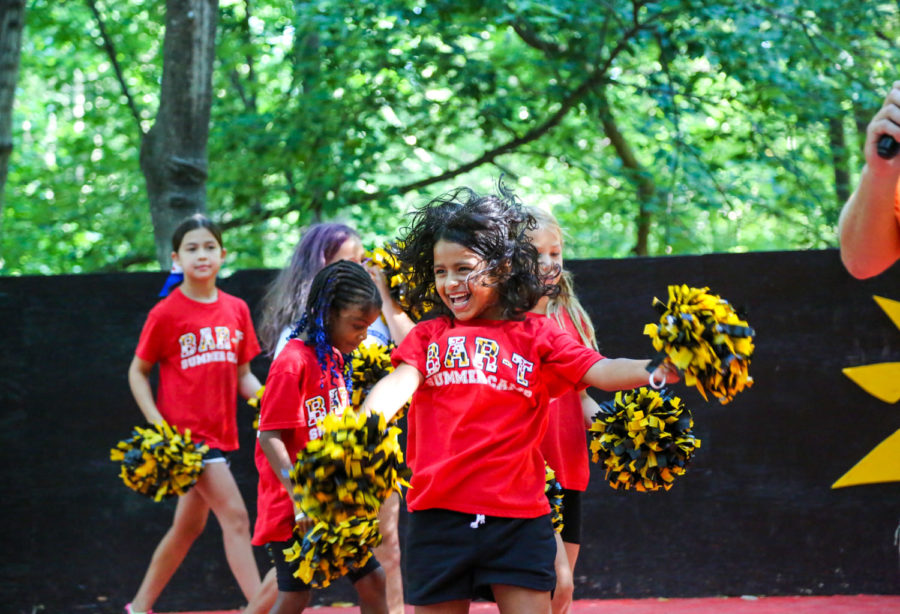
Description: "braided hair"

(290, 260), (382, 392)
(395, 182), (558, 320)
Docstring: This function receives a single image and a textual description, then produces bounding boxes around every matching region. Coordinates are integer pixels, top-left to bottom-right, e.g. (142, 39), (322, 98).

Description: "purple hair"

(258, 223), (360, 354)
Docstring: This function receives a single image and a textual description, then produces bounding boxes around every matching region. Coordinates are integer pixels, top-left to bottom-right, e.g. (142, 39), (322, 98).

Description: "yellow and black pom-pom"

(110, 421), (208, 501)
(283, 517), (382, 588)
(544, 464), (564, 534)
(589, 387), (700, 492)
(248, 386), (265, 430)
(350, 341), (408, 421)
(350, 342), (395, 408)
(367, 243), (428, 321)
(644, 285), (754, 404)
(283, 410), (410, 586)
(290, 410), (410, 521)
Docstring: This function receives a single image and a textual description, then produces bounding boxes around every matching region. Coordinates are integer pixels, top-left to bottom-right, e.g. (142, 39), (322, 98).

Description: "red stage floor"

(171, 595), (900, 613)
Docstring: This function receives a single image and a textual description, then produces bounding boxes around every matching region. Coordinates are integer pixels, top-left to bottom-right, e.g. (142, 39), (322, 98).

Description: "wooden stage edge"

(169, 594), (900, 614)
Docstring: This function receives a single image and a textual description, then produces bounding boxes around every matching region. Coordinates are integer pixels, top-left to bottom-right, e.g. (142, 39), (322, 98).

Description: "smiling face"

(433, 239), (502, 321)
(327, 303), (380, 354)
(528, 226), (563, 286)
(172, 227), (225, 282)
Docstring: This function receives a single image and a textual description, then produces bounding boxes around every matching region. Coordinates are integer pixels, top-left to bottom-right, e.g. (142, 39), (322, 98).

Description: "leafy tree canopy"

(3, 0), (896, 275)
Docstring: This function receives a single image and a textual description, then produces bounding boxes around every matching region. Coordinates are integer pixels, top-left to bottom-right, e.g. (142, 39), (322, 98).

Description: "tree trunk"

(140, 0), (218, 268)
(596, 87), (656, 256)
(0, 0), (26, 220)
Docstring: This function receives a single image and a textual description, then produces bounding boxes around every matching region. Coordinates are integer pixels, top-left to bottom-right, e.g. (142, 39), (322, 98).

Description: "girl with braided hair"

(250, 223), (413, 614)
(361, 184), (677, 614)
(253, 260), (388, 614)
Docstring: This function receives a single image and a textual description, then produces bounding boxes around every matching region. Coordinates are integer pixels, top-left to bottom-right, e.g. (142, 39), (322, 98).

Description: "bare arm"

(838, 81), (900, 279)
(580, 390), (602, 427)
(368, 263), (415, 344)
(580, 357), (678, 392)
(237, 362), (264, 400)
(259, 429), (314, 530)
(361, 362), (423, 422)
(258, 430), (295, 496)
(381, 298), (415, 344)
(127, 355), (164, 425)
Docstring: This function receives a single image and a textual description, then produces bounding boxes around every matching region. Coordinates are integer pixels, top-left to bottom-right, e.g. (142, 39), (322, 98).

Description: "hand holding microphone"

(877, 134), (899, 160)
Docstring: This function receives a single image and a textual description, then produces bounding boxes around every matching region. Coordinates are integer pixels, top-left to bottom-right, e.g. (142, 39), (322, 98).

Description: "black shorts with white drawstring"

(405, 508), (556, 605)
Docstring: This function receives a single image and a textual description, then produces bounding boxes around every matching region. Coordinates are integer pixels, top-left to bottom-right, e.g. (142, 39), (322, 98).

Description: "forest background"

(1, 0), (898, 276)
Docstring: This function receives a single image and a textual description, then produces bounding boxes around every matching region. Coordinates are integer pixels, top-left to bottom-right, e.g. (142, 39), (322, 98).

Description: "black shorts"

(265, 539), (381, 592)
(558, 489), (582, 545)
(202, 448), (229, 465)
(405, 509), (556, 605)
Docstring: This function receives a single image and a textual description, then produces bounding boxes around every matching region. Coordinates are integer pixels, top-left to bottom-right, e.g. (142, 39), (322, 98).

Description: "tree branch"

(220, 67), (609, 233)
(511, 19), (565, 57)
(85, 0), (144, 135)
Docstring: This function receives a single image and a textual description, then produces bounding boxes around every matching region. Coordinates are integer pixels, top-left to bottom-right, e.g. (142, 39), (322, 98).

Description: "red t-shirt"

(539, 310), (593, 491)
(252, 340), (349, 546)
(392, 313), (604, 518)
(134, 287), (260, 451)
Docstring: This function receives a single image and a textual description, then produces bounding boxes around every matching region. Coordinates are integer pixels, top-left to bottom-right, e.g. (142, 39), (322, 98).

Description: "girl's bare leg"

(415, 600), (470, 614)
(194, 462), (262, 602)
(494, 584), (551, 614)
(130, 489), (210, 611)
(374, 492), (404, 614)
(549, 535), (581, 614)
(243, 567), (277, 614)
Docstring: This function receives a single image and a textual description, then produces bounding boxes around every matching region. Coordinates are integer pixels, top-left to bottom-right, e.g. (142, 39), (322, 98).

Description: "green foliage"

(3, 0), (897, 274)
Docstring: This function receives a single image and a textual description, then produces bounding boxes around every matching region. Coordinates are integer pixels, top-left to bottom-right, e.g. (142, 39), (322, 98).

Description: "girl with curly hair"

(361, 184), (677, 614)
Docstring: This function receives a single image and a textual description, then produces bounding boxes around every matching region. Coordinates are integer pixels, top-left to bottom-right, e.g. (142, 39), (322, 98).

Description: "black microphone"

(877, 134), (900, 159)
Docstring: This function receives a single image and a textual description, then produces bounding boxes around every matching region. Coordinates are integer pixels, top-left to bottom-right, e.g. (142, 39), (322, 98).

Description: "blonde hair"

(528, 207), (598, 350)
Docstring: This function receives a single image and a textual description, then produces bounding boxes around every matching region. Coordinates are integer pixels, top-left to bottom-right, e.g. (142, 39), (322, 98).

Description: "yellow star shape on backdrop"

(832, 296), (900, 489)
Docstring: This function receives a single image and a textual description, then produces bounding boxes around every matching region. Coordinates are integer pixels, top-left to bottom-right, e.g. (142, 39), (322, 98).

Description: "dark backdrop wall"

(1, 249), (898, 614)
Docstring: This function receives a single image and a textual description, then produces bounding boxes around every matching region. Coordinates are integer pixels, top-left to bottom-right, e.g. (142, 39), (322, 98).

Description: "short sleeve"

(134, 308), (164, 364)
(537, 320), (604, 397)
(258, 352), (306, 432)
(391, 319), (442, 374)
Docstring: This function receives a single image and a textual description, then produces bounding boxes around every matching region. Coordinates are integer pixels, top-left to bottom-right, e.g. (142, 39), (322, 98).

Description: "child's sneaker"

(124, 604), (155, 614)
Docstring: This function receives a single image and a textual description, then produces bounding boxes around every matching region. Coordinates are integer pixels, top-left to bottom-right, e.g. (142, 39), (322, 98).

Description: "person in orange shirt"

(838, 81), (900, 279)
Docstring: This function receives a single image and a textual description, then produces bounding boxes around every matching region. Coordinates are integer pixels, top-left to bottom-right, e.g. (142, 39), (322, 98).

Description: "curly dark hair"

(290, 260), (382, 391)
(395, 183), (559, 320)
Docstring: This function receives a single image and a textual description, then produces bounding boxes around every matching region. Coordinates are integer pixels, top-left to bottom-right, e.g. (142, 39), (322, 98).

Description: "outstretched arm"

(361, 362), (423, 422)
(839, 80), (900, 279)
(580, 358), (678, 392)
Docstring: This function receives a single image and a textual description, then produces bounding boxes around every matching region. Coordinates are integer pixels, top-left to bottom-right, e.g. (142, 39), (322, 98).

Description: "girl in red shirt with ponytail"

(527, 207), (604, 614)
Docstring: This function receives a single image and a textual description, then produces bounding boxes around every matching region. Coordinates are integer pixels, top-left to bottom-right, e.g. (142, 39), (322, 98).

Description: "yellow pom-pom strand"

(282, 409), (411, 584)
(350, 341), (409, 421)
(366, 243), (431, 321)
(544, 463), (564, 534)
(644, 285), (755, 404)
(283, 517), (382, 588)
(110, 421), (209, 501)
(247, 386), (265, 430)
(589, 388), (700, 492)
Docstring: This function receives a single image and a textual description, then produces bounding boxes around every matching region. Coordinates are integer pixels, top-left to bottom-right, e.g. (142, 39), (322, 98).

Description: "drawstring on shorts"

(469, 514), (485, 529)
